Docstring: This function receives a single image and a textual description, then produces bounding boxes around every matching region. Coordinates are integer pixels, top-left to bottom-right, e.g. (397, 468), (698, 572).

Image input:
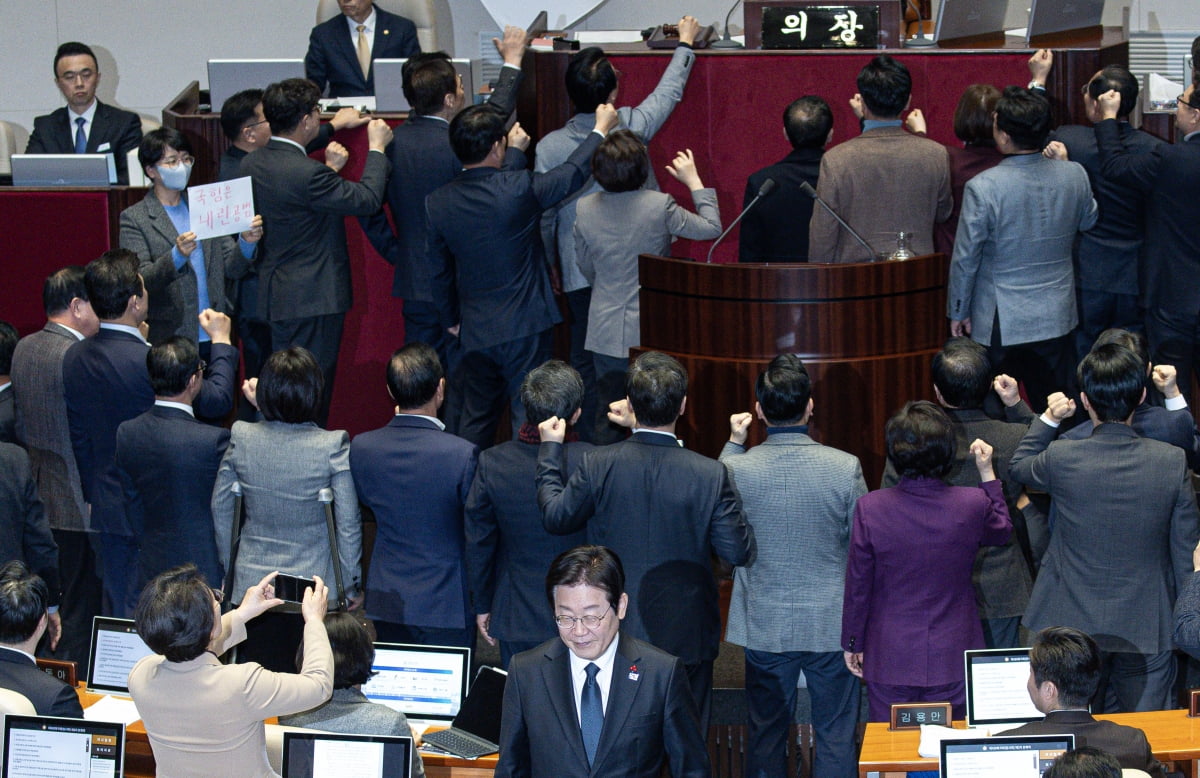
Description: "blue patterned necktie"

(580, 662), (602, 766)
(74, 117), (87, 154)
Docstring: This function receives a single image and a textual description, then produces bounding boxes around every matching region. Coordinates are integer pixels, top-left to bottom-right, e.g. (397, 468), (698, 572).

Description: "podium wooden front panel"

(637, 254), (949, 485)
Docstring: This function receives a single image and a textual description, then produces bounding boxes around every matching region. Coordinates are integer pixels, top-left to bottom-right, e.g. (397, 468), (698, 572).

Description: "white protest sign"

(188, 176), (254, 240)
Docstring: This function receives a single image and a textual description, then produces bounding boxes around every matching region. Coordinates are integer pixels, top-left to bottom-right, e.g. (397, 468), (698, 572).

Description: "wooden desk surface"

(77, 685), (496, 777)
(858, 711), (1200, 776)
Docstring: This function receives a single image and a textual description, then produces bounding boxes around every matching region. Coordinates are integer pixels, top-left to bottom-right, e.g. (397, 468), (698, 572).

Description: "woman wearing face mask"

(119, 127), (264, 351)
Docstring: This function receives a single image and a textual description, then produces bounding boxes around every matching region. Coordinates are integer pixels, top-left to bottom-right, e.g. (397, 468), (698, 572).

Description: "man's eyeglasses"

(554, 606), (612, 630)
(1177, 94), (1199, 110)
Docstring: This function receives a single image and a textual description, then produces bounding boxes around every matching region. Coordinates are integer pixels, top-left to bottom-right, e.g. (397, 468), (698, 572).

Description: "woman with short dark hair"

(128, 565), (332, 777)
(211, 347), (362, 673)
(280, 613), (426, 777)
(841, 401), (1012, 720)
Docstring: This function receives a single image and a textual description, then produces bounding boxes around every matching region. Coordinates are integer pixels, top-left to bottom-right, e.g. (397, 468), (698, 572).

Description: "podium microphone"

(903, 0), (937, 47)
(706, 178), (776, 263)
(711, 0), (746, 49)
(800, 181), (878, 260)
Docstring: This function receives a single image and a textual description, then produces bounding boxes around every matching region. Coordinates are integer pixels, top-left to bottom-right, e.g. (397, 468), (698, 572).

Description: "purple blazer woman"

(841, 401), (1011, 720)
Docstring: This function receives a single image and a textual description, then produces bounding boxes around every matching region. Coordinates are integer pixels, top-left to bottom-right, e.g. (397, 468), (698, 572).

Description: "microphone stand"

(711, 0), (745, 49)
(706, 179), (775, 263)
(903, 0), (936, 47)
(800, 181), (878, 260)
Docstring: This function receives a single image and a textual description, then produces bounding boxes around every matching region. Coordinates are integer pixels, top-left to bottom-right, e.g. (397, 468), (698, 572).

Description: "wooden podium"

(637, 253), (950, 486)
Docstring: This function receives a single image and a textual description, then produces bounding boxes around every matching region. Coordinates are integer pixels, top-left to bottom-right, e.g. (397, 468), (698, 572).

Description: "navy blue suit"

(305, 8), (419, 98)
(0, 443), (61, 605)
(0, 647), (82, 718)
(464, 438), (591, 663)
(115, 405), (229, 590)
(62, 328), (236, 615)
(25, 100), (143, 185)
(349, 415), (478, 641)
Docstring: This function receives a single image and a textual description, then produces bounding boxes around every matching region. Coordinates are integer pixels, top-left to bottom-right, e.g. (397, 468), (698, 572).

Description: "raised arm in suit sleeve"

(242, 617), (334, 718)
(623, 45), (695, 141)
(707, 466), (755, 567)
(531, 132), (604, 209)
(537, 441), (596, 535)
(1096, 118), (1161, 194)
(1174, 572), (1200, 658)
(493, 661), (532, 778)
(977, 479), (1013, 547)
(194, 342), (238, 420)
(464, 455), (499, 615)
(1009, 417), (1059, 491)
(309, 151), (389, 216)
(946, 180), (993, 323)
(489, 65), (525, 118)
(328, 433), (363, 597)
(667, 189), (722, 240)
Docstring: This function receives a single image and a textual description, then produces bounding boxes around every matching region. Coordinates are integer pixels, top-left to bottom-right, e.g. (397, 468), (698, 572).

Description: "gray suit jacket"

(11, 323), (88, 532)
(719, 431), (865, 653)
(119, 189), (252, 344)
(535, 45), (696, 293)
(574, 188), (720, 358)
(212, 420), (362, 602)
(280, 687), (425, 778)
(1012, 419), (1199, 653)
(947, 153), (1098, 345)
(809, 126), (952, 263)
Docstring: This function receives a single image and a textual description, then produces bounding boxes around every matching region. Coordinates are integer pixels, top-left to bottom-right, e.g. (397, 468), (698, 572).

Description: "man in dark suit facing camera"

(0, 561), (81, 718)
(26, 41), (143, 185)
(495, 545), (709, 778)
(305, 0), (419, 98)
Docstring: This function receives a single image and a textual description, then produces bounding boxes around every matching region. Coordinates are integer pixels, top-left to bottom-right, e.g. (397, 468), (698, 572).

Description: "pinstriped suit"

(719, 430), (865, 778)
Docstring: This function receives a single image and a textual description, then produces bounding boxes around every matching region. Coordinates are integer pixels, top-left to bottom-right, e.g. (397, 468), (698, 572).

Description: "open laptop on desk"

(86, 616), (154, 696)
(964, 647), (1044, 729)
(11, 154), (110, 187)
(282, 731), (412, 778)
(208, 59), (305, 112)
(360, 642), (470, 729)
(420, 665), (506, 759)
(940, 733), (1074, 777)
(2, 714), (125, 778)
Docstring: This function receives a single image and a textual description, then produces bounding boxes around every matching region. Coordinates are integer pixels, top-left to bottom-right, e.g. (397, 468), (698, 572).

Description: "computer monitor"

(373, 59), (474, 112)
(208, 59), (306, 112)
(359, 642), (470, 725)
(964, 647), (1044, 728)
(86, 616), (155, 695)
(2, 715), (125, 778)
(1026, 0), (1105, 43)
(10, 154), (110, 187)
(281, 732), (412, 778)
(933, 0), (1009, 43)
(939, 734), (1074, 778)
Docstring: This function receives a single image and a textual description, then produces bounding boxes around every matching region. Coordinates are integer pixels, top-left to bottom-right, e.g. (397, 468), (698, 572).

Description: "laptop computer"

(939, 733), (1074, 777)
(374, 58), (474, 112)
(11, 154), (110, 187)
(419, 665), (506, 759)
(208, 59), (306, 112)
(964, 647), (1044, 728)
(360, 642), (470, 728)
(86, 616), (155, 696)
(2, 714), (125, 778)
(281, 731), (412, 778)
(1025, 0), (1105, 43)
(933, 0), (1009, 43)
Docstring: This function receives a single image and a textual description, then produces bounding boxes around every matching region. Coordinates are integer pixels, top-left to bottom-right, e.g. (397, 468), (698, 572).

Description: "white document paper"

(313, 739), (384, 777)
(188, 176), (255, 240)
(83, 695), (142, 725)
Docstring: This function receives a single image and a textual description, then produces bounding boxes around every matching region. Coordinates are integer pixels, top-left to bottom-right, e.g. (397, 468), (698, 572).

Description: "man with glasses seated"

(26, 41), (143, 185)
(495, 545), (709, 778)
(114, 337), (230, 597)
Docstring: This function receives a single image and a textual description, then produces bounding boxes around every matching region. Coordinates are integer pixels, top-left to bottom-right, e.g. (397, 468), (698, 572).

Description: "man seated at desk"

(0, 561), (81, 718)
(306, 0), (420, 98)
(26, 41), (143, 185)
(1006, 626), (1164, 776)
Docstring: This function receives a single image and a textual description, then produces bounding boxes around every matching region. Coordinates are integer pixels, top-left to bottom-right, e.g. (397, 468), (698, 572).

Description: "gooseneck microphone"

(711, 0), (746, 49)
(705, 178), (776, 263)
(800, 181), (878, 260)
(903, 0), (937, 48)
